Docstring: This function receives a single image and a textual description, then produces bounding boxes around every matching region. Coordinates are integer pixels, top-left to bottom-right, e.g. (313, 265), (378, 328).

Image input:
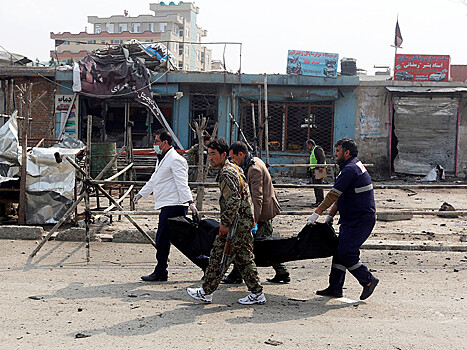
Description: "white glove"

(133, 193), (142, 205)
(324, 215), (334, 223)
(189, 203), (199, 216)
(307, 212), (319, 225)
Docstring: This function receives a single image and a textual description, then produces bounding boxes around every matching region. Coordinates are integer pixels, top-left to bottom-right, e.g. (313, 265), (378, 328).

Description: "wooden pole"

(85, 115), (92, 262)
(18, 84), (30, 225)
(9, 79), (14, 114)
(30, 192), (87, 257)
(94, 183), (157, 247)
(128, 118), (135, 211)
(195, 118), (206, 211)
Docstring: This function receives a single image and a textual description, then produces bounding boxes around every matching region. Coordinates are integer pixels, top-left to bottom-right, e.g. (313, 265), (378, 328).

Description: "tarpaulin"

(0, 112), (20, 182)
(73, 54), (183, 149)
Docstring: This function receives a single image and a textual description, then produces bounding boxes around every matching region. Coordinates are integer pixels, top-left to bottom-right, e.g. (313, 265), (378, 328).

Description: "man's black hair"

(207, 138), (228, 155)
(306, 139), (316, 147)
(335, 138), (358, 157)
(203, 135), (211, 142)
(229, 140), (248, 155)
(155, 128), (173, 145)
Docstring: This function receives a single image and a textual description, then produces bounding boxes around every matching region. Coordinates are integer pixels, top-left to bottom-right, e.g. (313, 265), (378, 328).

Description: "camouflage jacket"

(216, 160), (255, 230)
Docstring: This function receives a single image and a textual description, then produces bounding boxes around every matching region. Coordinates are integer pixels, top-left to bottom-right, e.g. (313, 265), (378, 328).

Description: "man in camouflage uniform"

(187, 138), (266, 305)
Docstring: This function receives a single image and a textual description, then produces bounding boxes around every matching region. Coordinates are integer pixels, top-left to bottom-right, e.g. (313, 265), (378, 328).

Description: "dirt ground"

(1, 182), (466, 349)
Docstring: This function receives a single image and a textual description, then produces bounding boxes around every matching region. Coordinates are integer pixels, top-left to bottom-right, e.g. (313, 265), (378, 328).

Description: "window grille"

(239, 100), (334, 153)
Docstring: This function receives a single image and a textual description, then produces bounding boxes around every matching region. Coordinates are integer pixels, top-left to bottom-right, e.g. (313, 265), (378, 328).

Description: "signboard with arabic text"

(55, 94), (79, 139)
(287, 50), (339, 78)
(394, 54), (450, 82)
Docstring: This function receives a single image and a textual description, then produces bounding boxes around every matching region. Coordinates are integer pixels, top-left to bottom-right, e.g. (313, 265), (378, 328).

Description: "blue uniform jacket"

(332, 157), (376, 224)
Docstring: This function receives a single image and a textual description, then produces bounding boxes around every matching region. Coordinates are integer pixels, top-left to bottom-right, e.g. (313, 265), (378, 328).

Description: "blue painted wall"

(173, 94), (190, 149)
(333, 87), (357, 143)
(217, 94), (231, 142)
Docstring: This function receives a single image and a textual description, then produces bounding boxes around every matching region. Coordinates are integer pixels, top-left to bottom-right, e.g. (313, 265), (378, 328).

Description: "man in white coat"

(134, 129), (197, 281)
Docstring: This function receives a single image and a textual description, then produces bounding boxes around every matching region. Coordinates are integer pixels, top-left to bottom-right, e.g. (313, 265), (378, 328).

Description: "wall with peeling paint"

(355, 83), (391, 178)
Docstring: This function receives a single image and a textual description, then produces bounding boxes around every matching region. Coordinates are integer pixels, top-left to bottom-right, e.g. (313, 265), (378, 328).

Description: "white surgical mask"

(154, 144), (163, 154)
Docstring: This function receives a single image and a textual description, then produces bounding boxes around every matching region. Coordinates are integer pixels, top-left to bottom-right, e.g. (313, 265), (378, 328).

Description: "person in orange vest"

(306, 139), (326, 207)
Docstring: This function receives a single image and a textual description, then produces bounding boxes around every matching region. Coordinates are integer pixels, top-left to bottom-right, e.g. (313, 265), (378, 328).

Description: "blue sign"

(287, 50), (339, 78)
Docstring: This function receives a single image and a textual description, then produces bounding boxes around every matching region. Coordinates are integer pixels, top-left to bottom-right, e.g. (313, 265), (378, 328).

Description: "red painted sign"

(394, 54), (450, 81)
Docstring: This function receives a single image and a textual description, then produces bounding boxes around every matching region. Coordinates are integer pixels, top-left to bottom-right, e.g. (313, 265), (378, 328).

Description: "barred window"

(240, 100), (334, 153)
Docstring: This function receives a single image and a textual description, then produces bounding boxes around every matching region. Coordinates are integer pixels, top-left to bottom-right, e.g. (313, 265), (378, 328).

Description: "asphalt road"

(1, 239), (465, 349)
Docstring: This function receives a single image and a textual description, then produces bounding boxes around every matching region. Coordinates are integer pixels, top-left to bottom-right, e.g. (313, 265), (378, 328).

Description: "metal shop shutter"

(393, 97), (458, 175)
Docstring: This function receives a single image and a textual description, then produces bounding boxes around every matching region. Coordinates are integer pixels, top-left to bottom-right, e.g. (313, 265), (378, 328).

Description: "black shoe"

(141, 272), (168, 282)
(311, 202), (320, 207)
(360, 277), (379, 300)
(316, 287), (343, 298)
(266, 274), (291, 283)
(221, 274), (243, 284)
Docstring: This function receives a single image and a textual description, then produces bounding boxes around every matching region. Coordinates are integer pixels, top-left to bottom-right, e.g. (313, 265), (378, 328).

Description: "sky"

(1, 0), (467, 75)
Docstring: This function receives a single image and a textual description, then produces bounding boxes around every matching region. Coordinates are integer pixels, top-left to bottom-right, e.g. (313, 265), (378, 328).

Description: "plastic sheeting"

(393, 97), (458, 175)
(0, 111), (20, 182)
(25, 147), (83, 224)
(0, 113), (84, 224)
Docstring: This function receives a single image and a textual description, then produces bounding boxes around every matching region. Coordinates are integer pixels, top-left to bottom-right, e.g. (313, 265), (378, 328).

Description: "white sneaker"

(187, 287), (212, 303)
(238, 292), (266, 305)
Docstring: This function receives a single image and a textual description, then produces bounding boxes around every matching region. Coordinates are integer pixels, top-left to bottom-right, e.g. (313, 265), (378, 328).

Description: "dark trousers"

(153, 205), (188, 276)
(311, 171), (324, 203)
(328, 218), (375, 292)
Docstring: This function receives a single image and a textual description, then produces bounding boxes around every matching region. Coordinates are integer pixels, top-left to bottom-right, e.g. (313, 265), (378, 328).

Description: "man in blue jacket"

(134, 129), (197, 282)
(306, 138), (379, 300)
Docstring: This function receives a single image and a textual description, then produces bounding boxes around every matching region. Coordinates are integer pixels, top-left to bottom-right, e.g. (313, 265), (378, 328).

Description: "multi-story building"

(50, 2), (213, 71)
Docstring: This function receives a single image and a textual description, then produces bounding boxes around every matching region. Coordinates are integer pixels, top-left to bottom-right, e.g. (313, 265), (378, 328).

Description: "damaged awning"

(72, 49), (183, 149)
(387, 86), (467, 94)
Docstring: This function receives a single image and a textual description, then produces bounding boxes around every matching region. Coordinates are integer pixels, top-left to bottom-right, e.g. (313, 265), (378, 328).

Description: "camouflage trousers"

(202, 230), (263, 295)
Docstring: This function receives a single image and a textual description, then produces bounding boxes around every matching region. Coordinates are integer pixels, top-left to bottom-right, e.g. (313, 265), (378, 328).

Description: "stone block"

(0, 226), (43, 240)
(377, 212), (413, 222)
(112, 230), (156, 244)
(55, 228), (97, 242)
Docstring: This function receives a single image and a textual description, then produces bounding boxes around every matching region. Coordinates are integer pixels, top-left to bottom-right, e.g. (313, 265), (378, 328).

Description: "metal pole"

(89, 210), (467, 217)
(58, 93), (77, 138)
(30, 146), (127, 258)
(258, 85), (262, 158)
(251, 103), (258, 157)
(264, 74), (269, 165)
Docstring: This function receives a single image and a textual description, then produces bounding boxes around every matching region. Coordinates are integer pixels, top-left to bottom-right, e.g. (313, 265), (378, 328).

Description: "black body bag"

(168, 216), (338, 268)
